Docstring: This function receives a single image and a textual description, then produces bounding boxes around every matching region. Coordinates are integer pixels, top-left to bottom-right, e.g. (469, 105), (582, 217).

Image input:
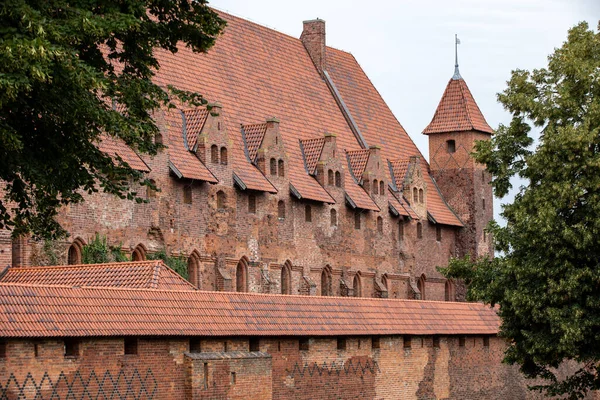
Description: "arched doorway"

(281, 261), (292, 295)
(236, 258), (248, 292)
(321, 266), (332, 296)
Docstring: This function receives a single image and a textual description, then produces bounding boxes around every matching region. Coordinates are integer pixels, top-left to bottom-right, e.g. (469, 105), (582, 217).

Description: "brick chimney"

(301, 19), (326, 73)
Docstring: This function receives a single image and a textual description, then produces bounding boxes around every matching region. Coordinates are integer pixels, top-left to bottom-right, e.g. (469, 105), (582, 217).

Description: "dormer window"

(335, 171), (341, 187)
(305, 204), (312, 222)
(379, 181), (385, 195)
(447, 140), (456, 153)
(211, 145), (219, 163)
(413, 188), (418, 203)
(372, 180), (378, 195)
(220, 147), (228, 165)
(419, 189), (424, 203)
(270, 158), (277, 176)
(278, 159), (285, 177)
(328, 170), (334, 185)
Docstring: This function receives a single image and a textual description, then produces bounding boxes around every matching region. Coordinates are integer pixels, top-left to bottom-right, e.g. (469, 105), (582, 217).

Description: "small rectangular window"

(436, 226), (442, 242)
(0, 341), (6, 358)
(337, 337), (347, 351)
(189, 338), (202, 353)
(248, 194), (256, 214)
(231, 372), (236, 385)
(447, 140), (456, 153)
(433, 336), (440, 348)
(305, 205), (312, 222)
(183, 185), (192, 204)
(249, 338), (260, 352)
(482, 198), (486, 210)
(372, 337), (380, 349)
(459, 336), (466, 347)
(64, 339), (80, 358)
(124, 338), (138, 355)
(354, 212), (361, 230)
(299, 338), (309, 351)
(34, 342), (40, 357)
(403, 336), (412, 349)
(223, 341), (228, 352)
(483, 336), (490, 347)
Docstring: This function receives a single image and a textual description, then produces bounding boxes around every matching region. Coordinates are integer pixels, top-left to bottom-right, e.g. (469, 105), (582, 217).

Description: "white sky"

(212, 0), (599, 221)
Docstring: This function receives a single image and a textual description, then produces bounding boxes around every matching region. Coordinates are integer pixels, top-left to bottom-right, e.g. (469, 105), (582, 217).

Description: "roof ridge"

(457, 79), (476, 131)
(0, 281), (494, 306)
(11, 260), (162, 271)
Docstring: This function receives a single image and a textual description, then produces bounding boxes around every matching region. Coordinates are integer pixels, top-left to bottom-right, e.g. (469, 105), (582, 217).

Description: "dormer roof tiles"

(299, 137), (325, 175)
(182, 108), (209, 150)
(242, 123), (268, 162)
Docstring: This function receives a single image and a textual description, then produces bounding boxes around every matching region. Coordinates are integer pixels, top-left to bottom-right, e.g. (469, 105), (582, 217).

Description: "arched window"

(211, 145), (219, 163)
(278, 159), (284, 177)
(328, 170), (334, 185)
(220, 147), (228, 165)
(277, 200), (285, 220)
(321, 266), (332, 296)
(335, 171), (341, 187)
(305, 204), (312, 222)
(413, 188), (418, 203)
(67, 238), (85, 265)
(372, 179), (378, 195)
(216, 190), (226, 210)
(330, 208), (337, 227)
(248, 193), (256, 214)
(379, 181), (385, 195)
(417, 222), (423, 239)
(281, 262), (292, 295)
(353, 273), (361, 297)
(417, 274), (426, 300)
(132, 244), (146, 261)
(354, 211), (361, 230)
(188, 252), (200, 288)
(236, 258), (248, 292)
(445, 279), (455, 302)
(146, 179), (156, 199)
(377, 216), (383, 233)
(447, 140), (456, 153)
(419, 189), (424, 203)
(270, 158), (277, 176)
(382, 274), (389, 291)
(154, 132), (163, 145)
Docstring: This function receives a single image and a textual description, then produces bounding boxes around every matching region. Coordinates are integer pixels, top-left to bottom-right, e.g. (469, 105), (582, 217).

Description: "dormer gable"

(300, 133), (344, 189)
(403, 156), (427, 219)
(182, 102), (231, 168)
(242, 117), (288, 180)
(346, 146), (387, 198)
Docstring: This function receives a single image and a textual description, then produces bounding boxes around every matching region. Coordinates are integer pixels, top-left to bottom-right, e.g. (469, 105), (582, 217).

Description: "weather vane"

(453, 34), (462, 80)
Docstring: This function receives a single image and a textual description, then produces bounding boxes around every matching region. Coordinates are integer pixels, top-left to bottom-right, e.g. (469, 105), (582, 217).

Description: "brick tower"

(423, 57), (494, 259)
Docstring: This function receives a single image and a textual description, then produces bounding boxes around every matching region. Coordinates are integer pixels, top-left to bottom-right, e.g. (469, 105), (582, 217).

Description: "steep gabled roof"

(182, 108), (210, 150)
(389, 159), (410, 189)
(96, 135), (150, 172)
(0, 261), (197, 291)
(242, 123), (268, 162)
(0, 284), (500, 338)
(423, 77), (493, 135)
(299, 137), (325, 175)
(345, 149), (370, 181)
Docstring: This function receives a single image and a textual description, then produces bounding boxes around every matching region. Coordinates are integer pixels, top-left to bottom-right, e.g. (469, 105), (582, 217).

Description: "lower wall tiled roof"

(0, 284), (499, 338)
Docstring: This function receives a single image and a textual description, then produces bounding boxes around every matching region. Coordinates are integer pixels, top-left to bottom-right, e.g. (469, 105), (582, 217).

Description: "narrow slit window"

(354, 211), (361, 230)
(377, 216), (383, 233)
(220, 147), (228, 165)
(436, 226), (442, 242)
(413, 187), (418, 203)
(335, 171), (341, 187)
(305, 204), (312, 222)
(419, 189), (424, 203)
(379, 181), (385, 195)
(278, 159), (285, 177)
(183, 185), (192, 204)
(248, 193), (256, 214)
(373, 180), (378, 195)
(270, 158), (277, 176)
(211, 145), (219, 163)
(330, 208), (337, 227)
(278, 200), (285, 220)
(417, 222), (423, 239)
(328, 170), (334, 185)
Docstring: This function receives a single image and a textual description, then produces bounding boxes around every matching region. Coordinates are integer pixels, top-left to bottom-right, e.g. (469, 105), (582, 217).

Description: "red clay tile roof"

(390, 159), (410, 189)
(346, 149), (369, 181)
(242, 123), (268, 162)
(299, 137), (325, 175)
(0, 261), (197, 291)
(344, 173), (379, 211)
(96, 135), (150, 172)
(427, 176), (463, 227)
(169, 142), (218, 183)
(0, 284), (499, 338)
(182, 108), (210, 150)
(423, 78), (493, 135)
(388, 190), (411, 218)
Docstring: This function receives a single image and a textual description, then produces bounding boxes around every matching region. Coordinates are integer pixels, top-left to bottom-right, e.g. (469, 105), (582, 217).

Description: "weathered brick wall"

(2, 336), (597, 400)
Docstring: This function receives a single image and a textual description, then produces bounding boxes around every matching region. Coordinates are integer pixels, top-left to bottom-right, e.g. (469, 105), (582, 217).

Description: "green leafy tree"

(441, 22), (600, 399)
(81, 233), (128, 263)
(0, 0), (225, 239)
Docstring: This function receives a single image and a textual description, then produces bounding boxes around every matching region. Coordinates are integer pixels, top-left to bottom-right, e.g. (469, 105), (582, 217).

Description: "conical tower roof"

(423, 75), (493, 135)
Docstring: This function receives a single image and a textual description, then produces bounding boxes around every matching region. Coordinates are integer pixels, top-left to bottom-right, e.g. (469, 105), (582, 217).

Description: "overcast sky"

(212, 0), (599, 221)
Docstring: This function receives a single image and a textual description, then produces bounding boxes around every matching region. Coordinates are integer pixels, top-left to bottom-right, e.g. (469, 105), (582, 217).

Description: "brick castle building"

(2, 9), (587, 400)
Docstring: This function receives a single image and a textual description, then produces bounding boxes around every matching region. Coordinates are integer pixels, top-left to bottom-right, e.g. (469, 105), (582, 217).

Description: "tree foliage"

(147, 248), (187, 279)
(0, 0), (225, 239)
(441, 21), (600, 398)
(81, 233), (127, 264)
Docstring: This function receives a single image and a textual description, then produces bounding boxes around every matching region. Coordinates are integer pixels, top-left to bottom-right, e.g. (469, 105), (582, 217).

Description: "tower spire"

(453, 34), (462, 80)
